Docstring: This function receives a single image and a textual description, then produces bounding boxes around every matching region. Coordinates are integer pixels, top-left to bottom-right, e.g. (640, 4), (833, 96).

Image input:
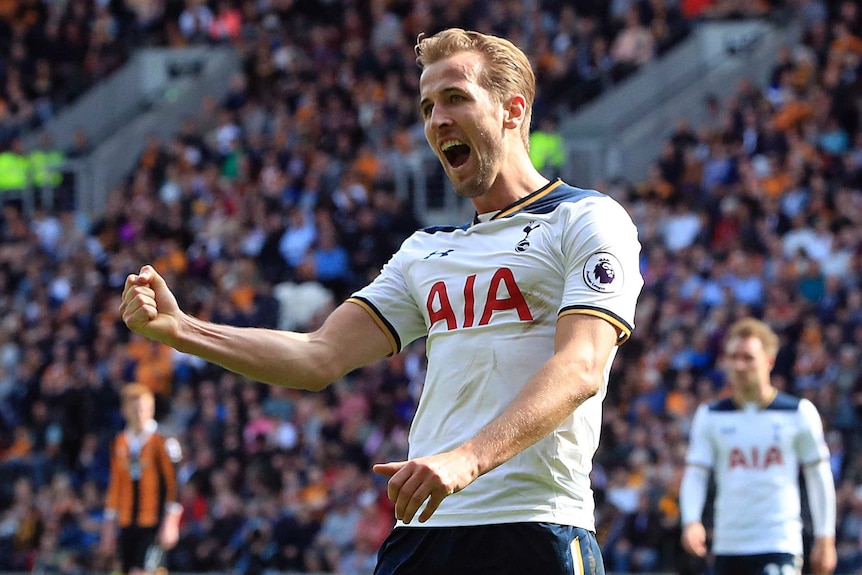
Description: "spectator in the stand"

(66, 128), (92, 159)
(529, 114), (567, 180)
(28, 133), (65, 211)
(611, 5), (656, 81)
(0, 138), (29, 208)
(178, 0), (213, 43)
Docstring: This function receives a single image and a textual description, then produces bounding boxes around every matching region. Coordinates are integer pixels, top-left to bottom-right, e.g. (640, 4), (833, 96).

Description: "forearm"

(803, 460), (836, 538)
(174, 315), (333, 390)
(457, 351), (601, 478)
(123, 264), (392, 391)
(168, 301), (390, 391)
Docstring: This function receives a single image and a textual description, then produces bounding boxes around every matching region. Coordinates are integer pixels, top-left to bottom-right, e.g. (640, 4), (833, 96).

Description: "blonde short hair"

(415, 28), (535, 147)
(121, 383), (154, 404)
(725, 318), (780, 359)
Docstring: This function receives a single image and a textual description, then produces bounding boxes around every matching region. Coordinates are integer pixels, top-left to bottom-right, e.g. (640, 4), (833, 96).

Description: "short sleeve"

(349, 249), (428, 354)
(559, 196), (643, 343)
(795, 398), (830, 466)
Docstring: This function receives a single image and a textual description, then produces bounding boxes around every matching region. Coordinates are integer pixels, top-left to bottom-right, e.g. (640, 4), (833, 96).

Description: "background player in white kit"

(120, 28), (643, 575)
(680, 318), (837, 575)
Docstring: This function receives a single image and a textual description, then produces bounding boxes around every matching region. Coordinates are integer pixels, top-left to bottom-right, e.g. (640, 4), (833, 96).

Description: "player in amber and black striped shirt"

(101, 383), (183, 574)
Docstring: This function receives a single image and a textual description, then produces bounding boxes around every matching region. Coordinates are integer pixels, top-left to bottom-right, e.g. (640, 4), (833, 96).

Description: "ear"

(503, 94), (527, 130)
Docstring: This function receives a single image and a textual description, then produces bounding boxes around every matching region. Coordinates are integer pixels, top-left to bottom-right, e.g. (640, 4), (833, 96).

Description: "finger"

(682, 537), (703, 557)
(401, 492), (430, 524)
(394, 472), (428, 523)
(139, 264), (154, 281)
(123, 273), (140, 293)
(121, 284), (150, 309)
(373, 461), (405, 477)
(141, 264), (167, 290)
(418, 490), (446, 523)
(124, 291), (159, 326)
(386, 467), (412, 508)
(124, 287), (157, 317)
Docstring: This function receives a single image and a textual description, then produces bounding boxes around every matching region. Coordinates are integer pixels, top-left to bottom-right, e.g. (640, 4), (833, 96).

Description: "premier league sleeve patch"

(583, 252), (623, 293)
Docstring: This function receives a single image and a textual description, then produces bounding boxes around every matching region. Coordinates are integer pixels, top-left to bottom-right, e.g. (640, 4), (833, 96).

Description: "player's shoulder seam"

(764, 391), (801, 411)
(707, 397), (737, 412)
(505, 181), (608, 218)
(418, 222), (471, 235)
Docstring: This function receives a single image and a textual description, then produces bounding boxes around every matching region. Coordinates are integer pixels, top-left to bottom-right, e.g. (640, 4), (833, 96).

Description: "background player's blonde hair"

(414, 28), (535, 148)
(725, 318), (780, 359)
(121, 382), (154, 403)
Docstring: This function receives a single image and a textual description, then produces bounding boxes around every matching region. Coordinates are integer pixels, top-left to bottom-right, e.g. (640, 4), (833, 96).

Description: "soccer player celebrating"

(120, 28), (643, 574)
(680, 318), (837, 575)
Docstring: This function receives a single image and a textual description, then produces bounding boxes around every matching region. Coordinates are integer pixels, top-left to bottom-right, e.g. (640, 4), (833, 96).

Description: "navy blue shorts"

(713, 553), (802, 575)
(374, 523), (604, 575)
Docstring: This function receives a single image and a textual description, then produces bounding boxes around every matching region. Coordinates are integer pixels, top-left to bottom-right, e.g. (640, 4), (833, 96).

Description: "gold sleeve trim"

(346, 298), (400, 356)
(559, 308), (632, 345)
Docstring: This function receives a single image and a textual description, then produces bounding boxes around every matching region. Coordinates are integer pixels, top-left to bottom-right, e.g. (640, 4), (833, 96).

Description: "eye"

(421, 104), (433, 119)
(449, 94), (465, 103)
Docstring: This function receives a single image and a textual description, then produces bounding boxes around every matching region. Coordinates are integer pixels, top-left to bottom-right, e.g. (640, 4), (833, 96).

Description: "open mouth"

(442, 142), (471, 169)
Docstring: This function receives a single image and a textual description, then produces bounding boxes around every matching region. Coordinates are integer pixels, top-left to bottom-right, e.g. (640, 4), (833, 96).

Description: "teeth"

(441, 140), (464, 151)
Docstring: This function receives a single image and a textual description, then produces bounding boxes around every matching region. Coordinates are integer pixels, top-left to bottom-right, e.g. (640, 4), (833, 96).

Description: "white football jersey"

(349, 180), (643, 529)
(686, 393), (830, 554)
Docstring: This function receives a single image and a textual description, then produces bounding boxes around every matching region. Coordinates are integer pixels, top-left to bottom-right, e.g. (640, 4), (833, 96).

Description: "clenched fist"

(119, 265), (183, 345)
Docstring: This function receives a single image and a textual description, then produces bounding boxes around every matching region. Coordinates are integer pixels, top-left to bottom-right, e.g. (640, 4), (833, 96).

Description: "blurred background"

(0, 0), (861, 574)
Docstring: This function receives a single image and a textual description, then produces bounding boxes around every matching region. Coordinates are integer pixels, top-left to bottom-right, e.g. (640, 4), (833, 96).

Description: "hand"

(373, 449), (479, 524)
(158, 520), (180, 550)
(99, 523), (116, 556)
(680, 522), (707, 557)
(119, 265), (183, 344)
(809, 536), (836, 575)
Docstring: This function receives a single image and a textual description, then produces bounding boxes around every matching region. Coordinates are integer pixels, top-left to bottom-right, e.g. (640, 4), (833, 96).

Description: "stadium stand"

(1, 1), (861, 574)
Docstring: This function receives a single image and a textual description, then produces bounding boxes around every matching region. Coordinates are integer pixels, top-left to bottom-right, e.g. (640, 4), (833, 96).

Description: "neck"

(735, 384), (777, 407)
(472, 151), (550, 214)
(129, 419), (153, 434)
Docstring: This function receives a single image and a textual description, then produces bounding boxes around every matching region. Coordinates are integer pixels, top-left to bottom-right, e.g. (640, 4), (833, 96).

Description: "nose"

(730, 357), (748, 371)
(428, 105), (452, 130)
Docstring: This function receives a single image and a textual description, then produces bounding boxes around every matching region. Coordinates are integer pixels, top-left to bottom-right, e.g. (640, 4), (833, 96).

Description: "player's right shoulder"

(418, 222), (471, 235)
(706, 397), (738, 412)
(394, 223), (469, 254)
(765, 391), (801, 411)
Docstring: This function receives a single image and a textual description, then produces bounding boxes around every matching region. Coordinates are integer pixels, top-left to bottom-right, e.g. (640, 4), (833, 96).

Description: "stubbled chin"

(450, 172), (486, 199)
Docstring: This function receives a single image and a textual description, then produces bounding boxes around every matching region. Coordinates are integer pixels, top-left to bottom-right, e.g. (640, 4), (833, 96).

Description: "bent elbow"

(572, 361), (603, 403)
(268, 365), (339, 393)
(580, 377), (601, 401)
(301, 359), (347, 392)
(297, 378), (330, 392)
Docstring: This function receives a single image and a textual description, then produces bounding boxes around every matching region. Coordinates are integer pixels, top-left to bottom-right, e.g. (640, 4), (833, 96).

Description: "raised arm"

(120, 265), (393, 390)
(374, 313), (619, 523)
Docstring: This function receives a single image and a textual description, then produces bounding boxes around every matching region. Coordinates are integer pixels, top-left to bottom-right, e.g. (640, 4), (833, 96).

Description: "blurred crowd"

(0, 0), (697, 151)
(2, 0), (862, 574)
